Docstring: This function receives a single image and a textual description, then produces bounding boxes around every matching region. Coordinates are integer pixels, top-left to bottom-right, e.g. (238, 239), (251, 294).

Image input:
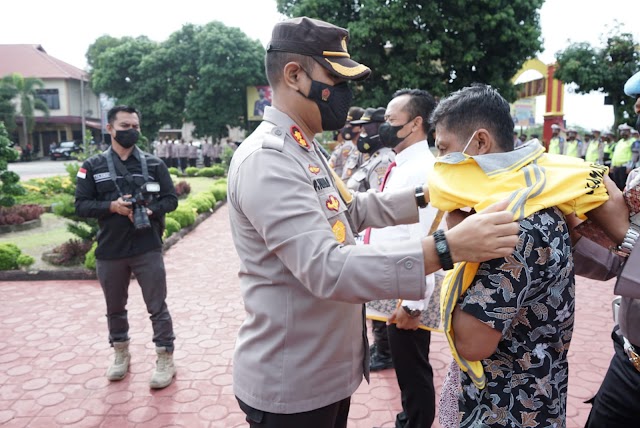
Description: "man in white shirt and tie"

(368, 88), (440, 428)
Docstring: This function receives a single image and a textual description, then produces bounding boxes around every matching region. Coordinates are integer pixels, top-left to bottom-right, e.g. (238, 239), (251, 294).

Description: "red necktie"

(363, 161), (396, 244)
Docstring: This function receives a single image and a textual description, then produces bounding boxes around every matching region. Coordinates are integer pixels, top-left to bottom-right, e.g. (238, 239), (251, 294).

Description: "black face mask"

(305, 80), (353, 131)
(379, 120), (414, 148)
(357, 134), (382, 154)
(341, 127), (357, 141)
(114, 129), (140, 148)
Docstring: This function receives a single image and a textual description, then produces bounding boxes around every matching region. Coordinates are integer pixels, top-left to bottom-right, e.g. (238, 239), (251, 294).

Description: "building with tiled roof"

(0, 44), (102, 157)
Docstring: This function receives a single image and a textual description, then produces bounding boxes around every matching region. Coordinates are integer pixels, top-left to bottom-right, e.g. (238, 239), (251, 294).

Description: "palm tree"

(0, 73), (49, 147)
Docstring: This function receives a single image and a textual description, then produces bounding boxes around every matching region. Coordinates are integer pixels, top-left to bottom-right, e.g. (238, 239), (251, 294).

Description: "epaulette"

(262, 127), (286, 152)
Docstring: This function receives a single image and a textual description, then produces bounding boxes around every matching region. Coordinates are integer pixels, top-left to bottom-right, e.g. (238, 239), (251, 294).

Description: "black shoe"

(369, 350), (393, 372)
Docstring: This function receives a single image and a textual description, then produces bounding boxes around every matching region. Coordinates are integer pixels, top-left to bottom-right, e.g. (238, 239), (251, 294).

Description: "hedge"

(0, 243), (34, 270)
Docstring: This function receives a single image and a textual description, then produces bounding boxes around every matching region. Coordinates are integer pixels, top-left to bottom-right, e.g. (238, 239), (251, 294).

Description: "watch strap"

(616, 224), (640, 257)
(402, 305), (421, 318)
(415, 186), (427, 209)
(433, 229), (454, 270)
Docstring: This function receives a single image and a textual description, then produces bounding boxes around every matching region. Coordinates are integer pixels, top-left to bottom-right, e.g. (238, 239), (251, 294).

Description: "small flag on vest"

(77, 167), (87, 179)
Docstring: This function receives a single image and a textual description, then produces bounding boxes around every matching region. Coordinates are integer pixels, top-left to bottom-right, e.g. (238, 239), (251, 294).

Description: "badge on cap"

(332, 220), (346, 243)
(326, 195), (340, 211)
(308, 164), (321, 175)
(291, 126), (311, 151)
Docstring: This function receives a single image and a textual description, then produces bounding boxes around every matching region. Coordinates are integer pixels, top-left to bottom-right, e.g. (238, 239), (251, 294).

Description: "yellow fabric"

(428, 143), (609, 389)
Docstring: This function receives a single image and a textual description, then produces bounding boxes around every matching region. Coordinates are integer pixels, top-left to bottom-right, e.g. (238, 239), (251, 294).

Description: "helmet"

(624, 70), (640, 97)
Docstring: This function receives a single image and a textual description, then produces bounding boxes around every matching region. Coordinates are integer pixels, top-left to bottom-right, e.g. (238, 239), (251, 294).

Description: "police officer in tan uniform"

(227, 16), (520, 428)
(329, 107), (363, 177)
(347, 107), (395, 192)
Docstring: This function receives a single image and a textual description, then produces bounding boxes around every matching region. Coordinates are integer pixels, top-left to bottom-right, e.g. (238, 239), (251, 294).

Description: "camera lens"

(133, 205), (151, 230)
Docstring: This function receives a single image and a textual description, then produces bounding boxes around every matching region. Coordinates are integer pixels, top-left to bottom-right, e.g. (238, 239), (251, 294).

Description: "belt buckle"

(625, 345), (640, 372)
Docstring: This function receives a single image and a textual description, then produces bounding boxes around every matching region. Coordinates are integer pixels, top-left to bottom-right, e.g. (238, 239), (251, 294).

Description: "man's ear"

(282, 62), (307, 92)
(476, 128), (493, 154)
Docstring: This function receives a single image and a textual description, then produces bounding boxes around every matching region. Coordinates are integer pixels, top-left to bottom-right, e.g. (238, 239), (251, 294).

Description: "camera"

(124, 182), (161, 230)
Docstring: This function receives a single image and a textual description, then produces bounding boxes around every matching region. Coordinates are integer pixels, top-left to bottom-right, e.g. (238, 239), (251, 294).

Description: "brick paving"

(0, 204), (616, 427)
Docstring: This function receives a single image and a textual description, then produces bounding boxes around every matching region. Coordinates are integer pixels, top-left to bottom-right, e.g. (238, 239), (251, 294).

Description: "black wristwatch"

(415, 186), (427, 209)
(402, 305), (422, 318)
(433, 229), (454, 271)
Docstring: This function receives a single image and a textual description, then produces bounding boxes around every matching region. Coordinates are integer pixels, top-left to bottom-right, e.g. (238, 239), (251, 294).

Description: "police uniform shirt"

(228, 105), (427, 414)
(346, 147), (395, 192)
(75, 148), (178, 260)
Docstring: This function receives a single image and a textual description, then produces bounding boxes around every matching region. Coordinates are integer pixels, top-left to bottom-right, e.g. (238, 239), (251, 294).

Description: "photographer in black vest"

(75, 105), (178, 389)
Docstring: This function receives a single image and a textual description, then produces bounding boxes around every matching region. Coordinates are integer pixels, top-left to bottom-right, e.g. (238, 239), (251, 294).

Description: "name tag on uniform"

(313, 177), (330, 192)
(93, 172), (111, 182)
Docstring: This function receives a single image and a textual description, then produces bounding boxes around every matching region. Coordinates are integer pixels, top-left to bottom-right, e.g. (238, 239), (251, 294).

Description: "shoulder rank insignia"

(291, 125), (311, 151)
(326, 195), (340, 211)
(308, 164), (321, 175)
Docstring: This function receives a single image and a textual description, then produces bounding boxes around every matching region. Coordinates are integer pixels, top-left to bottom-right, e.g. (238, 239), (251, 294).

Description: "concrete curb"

(0, 200), (227, 282)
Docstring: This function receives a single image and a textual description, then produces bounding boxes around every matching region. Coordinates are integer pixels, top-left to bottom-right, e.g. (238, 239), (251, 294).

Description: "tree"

(554, 28), (639, 129)
(0, 84), (17, 134)
(87, 23), (266, 139)
(276, 0), (545, 106)
(0, 122), (23, 207)
(0, 73), (50, 147)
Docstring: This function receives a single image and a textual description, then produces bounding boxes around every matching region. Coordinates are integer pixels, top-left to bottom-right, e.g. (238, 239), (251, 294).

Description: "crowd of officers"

(545, 123), (640, 189)
(152, 138), (233, 170)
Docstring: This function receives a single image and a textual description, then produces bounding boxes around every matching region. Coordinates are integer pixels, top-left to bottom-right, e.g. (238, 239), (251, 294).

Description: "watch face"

(436, 241), (447, 253)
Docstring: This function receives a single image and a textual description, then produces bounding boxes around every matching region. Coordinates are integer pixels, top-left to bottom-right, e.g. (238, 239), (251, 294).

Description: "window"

(36, 89), (60, 110)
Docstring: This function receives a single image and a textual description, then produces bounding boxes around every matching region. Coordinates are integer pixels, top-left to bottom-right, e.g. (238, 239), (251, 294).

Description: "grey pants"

(96, 249), (175, 351)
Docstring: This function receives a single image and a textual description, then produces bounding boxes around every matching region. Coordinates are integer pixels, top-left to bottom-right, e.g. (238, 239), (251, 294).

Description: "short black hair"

(265, 51), (317, 87)
(391, 88), (436, 134)
(429, 84), (514, 152)
(107, 105), (140, 125)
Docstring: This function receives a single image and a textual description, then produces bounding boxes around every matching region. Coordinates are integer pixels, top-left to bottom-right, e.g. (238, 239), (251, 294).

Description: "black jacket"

(75, 148), (178, 260)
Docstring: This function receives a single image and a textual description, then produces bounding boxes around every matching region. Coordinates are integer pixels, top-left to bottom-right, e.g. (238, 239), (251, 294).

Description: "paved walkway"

(0, 204), (616, 427)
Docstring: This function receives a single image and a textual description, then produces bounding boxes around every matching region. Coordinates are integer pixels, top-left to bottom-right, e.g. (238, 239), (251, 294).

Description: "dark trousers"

(387, 324), (435, 428)
(204, 156), (211, 167)
(160, 157), (169, 168)
(237, 397), (351, 428)
(189, 158), (196, 167)
(372, 319), (391, 357)
(585, 329), (640, 428)
(96, 249), (175, 351)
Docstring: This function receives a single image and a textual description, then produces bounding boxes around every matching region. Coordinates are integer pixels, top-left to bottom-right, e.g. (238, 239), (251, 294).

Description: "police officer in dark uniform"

(75, 105), (178, 389)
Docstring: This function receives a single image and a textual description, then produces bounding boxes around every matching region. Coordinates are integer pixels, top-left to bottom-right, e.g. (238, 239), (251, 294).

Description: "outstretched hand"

(446, 200), (520, 263)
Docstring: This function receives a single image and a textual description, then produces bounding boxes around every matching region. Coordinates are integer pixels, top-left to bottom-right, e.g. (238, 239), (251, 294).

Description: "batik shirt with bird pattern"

(458, 207), (574, 428)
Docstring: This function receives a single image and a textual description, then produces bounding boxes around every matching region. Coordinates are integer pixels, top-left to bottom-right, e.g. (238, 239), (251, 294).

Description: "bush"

(84, 242), (97, 270)
(199, 166), (225, 177)
(210, 185), (227, 202)
(50, 239), (93, 266)
(167, 205), (196, 228)
(164, 217), (181, 238)
(174, 180), (191, 198)
(187, 193), (216, 214)
(168, 167), (180, 176)
(184, 167), (199, 177)
(0, 243), (32, 270)
(0, 204), (45, 225)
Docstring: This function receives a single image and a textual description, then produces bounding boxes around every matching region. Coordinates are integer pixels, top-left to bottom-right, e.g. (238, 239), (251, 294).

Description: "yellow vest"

(548, 136), (563, 154)
(564, 140), (580, 157)
(585, 141), (601, 163)
(427, 141), (609, 389)
(611, 138), (634, 167)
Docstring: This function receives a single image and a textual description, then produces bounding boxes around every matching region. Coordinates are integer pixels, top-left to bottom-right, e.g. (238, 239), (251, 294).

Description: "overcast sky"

(2, 0), (638, 131)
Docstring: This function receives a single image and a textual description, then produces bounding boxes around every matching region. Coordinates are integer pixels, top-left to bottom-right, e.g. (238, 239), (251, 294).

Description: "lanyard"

(104, 146), (149, 197)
